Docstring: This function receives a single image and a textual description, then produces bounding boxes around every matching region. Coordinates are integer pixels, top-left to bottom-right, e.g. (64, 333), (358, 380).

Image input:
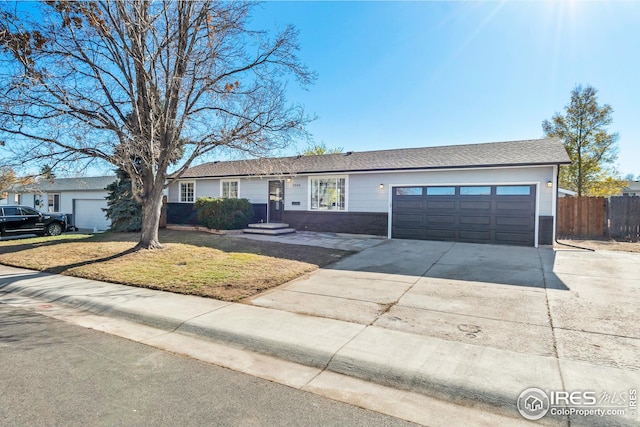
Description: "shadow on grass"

(0, 229), (354, 270)
(0, 234), (137, 274)
(0, 235), (94, 256)
(43, 247), (139, 275)
(90, 229), (354, 267)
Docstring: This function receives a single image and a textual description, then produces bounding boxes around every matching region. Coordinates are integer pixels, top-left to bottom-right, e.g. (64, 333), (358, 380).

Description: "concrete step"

(243, 227), (296, 236)
(247, 222), (290, 230)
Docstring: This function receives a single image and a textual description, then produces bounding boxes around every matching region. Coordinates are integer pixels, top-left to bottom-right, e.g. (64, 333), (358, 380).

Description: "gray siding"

(348, 166), (555, 215)
(239, 178), (268, 203)
(170, 166), (556, 215)
(285, 177), (308, 210)
(167, 181), (180, 203)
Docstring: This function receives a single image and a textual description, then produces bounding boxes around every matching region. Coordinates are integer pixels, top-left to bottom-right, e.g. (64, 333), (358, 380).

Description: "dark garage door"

(392, 185), (536, 246)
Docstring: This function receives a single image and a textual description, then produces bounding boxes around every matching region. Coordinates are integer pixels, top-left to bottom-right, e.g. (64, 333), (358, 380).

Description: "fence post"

(605, 197), (610, 238)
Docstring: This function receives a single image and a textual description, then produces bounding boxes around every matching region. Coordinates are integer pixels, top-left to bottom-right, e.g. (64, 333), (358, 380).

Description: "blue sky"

(249, 1), (639, 177)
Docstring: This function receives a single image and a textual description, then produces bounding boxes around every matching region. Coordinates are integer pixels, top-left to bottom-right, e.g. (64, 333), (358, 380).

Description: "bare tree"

(0, 1), (314, 249)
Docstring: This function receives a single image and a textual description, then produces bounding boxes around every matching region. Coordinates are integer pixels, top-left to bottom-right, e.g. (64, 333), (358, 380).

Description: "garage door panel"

(392, 227), (424, 238)
(460, 201), (491, 210)
(459, 224), (491, 232)
(458, 230), (491, 241)
(393, 213), (423, 224)
(426, 215), (455, 224)
(426, 201), (456, 210)
(495, 226), (534, 234)
(392, 184), (536, 246)
(496, 201), (533, 210)
(496, 216), (533, 227)
(394, 200), (424, 211)
(459, 216), (490, 225)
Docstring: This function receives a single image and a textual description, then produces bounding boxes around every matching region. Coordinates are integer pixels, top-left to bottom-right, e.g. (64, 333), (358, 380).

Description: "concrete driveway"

(249, 239), (640, 371)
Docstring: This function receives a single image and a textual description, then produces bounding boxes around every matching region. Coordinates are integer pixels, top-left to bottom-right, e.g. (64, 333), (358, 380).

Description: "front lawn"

(0, 230), (353, 301)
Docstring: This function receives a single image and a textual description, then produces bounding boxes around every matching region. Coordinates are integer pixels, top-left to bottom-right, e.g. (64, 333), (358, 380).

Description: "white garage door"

(74, 199), (111, 231)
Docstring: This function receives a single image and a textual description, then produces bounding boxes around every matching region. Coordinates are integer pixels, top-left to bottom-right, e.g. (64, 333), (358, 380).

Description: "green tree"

(589, 176), (628, 197)
(0, 1), (313, 249)
(39, 164), (55, 180)
(542, 85), (622, 196)
(300, 143), (344, 156)
(104, 169), (142, 232)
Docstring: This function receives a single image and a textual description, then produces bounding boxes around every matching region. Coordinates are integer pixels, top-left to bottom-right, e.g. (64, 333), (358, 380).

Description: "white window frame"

(179, 181), (195, 203)
(308, 175), (348, 211)
(221, 180), (240, 199)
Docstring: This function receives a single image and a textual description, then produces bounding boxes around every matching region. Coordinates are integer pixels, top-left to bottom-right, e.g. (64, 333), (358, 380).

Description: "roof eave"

(178, 161), (571, 179)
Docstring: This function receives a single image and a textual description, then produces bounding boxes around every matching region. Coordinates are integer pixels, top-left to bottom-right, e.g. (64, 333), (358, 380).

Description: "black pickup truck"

(0, 205), (68, 237)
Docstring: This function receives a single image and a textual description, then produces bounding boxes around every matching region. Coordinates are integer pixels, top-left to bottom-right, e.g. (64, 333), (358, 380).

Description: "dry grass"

(0, 230), (354, 301)
(556, 238), (640, 253)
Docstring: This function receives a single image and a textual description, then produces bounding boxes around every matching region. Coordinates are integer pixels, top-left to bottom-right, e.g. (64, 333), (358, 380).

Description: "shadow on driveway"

(326, 239), (569, 290)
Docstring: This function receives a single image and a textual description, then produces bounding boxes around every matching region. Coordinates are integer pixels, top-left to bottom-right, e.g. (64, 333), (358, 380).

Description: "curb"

(1, 267), (637, 427)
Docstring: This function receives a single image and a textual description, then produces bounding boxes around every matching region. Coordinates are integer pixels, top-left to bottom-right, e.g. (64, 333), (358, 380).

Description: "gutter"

(179, 161), (573, 181)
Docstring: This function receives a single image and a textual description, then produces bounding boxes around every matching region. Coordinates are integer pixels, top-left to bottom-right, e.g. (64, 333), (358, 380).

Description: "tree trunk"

(136, 186), (165, 250)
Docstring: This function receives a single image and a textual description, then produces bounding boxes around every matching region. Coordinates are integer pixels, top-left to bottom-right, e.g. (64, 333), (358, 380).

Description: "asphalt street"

(0, 304), (418, 427)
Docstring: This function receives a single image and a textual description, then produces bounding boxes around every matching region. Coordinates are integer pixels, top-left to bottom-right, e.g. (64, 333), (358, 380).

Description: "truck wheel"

(47, 223), (63, 236)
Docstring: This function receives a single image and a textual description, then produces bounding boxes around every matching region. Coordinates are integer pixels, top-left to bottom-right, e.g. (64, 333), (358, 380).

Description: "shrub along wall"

(166, 202), (199, 225)
(194, 197), (254, 230)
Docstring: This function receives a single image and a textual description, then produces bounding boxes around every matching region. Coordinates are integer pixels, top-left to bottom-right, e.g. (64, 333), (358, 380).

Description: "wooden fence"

(557, 197), (606, 237)
(607, 196), (640, 241)
(557, 196), (640, 241)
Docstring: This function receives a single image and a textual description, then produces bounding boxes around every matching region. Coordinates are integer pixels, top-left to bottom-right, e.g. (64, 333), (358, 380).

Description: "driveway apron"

(250, 240), (557, 357)
(250, 238), (640, 371)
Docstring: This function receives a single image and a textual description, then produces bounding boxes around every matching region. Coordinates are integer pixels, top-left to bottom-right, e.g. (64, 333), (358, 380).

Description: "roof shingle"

(179, 138), (570, 179)
(9, 176), (116, 192)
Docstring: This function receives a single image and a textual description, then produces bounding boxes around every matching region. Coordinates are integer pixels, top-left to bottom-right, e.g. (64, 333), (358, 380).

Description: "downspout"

(554, 164), (594, 251)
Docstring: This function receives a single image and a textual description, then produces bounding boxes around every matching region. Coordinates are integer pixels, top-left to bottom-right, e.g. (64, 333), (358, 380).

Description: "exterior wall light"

(287, 177), (292, 183)
(379, 184), (384, 189)
(547, 180), (553, 188)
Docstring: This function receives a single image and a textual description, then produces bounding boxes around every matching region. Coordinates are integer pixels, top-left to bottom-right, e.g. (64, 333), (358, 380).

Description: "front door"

(268, 180), (284, 222)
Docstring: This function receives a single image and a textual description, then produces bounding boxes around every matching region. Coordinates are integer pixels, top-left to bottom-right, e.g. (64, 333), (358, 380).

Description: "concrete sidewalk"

(226, 229), (386, 251)
(0, 260), (637, 427)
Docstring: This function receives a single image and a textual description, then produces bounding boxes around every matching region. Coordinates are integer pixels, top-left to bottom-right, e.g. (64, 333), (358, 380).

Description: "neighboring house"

(558, 188), (576, 197)
(622, 181), (640, 196)
(7, 176), (116, 231)
(168, 138), (570, 247)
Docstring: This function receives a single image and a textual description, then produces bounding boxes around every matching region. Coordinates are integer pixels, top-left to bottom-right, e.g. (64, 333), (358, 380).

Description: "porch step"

(243, 222), (296, 236)
(242, 227), (296, 236)
(246, 223), (290, 230)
